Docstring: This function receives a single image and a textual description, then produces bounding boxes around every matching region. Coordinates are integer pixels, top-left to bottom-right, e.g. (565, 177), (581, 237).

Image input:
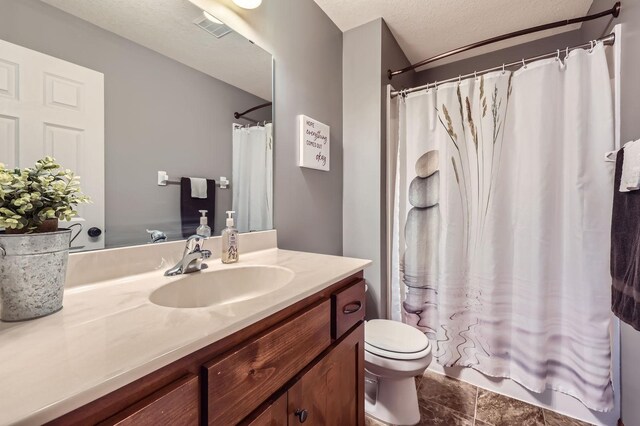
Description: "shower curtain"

(390, 43), (614, 411)
(232, 123), (273, 233)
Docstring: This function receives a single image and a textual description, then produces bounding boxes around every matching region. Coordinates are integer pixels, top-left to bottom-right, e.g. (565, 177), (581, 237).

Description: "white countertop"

(0, 247), (370, 425)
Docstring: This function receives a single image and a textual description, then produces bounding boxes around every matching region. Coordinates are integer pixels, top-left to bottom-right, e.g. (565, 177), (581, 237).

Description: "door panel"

(243, 392), (287, 426)
(288, 322), (365, 426)
(0, 114), (18, 167)
(0, 38), (104, 251)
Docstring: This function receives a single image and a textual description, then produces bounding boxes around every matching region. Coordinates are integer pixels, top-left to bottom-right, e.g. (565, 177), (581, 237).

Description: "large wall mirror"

(0, 0), (273, 251)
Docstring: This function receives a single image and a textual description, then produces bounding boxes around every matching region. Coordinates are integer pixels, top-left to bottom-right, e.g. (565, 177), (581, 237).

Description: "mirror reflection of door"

(0, 39), (105, 252)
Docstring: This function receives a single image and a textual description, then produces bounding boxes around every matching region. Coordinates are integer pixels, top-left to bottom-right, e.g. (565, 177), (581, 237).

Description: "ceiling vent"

(193, 16), (233, 39)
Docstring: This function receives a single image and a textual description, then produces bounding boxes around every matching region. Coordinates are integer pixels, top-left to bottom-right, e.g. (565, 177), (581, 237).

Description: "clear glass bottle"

(221, 211), (238, 263)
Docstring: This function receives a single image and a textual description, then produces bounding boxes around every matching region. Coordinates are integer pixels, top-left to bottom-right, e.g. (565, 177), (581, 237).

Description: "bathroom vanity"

(52, 274), (365, 425)
(0, 231), (370, 425)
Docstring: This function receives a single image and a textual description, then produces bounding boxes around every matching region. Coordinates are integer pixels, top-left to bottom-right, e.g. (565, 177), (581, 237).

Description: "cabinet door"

(204, 300), (331, 425)
(287, 322), (364, 426)
(242, 392), (288, 426)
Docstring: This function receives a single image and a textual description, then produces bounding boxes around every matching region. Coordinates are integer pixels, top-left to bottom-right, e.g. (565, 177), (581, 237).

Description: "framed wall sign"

(297, 114), (330, 171)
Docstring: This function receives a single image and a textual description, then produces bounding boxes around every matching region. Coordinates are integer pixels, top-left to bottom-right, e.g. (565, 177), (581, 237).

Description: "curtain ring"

(458, 75), (461, 84)
(521, 58), (526, 69)
(474, 70), (477, 81)
(590, 40), (595, 52)
(502, 63), (505, 74)
(555, 49), (560, 62)
(434, 81), (438, 91)
(565, 47), (569, 60)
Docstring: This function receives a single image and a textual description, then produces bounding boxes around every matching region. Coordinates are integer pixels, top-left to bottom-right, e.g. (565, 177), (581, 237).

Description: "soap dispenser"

(221, 211), (238, 264)
(196, 210), (211, 238)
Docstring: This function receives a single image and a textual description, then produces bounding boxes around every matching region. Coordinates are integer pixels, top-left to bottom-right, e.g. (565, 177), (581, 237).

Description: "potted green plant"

(0, 157), (90, 322)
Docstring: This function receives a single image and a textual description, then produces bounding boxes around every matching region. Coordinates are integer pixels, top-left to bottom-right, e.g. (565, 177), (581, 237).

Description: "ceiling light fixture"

(232, 0), (262, 9)
(203, 10), (223, 24)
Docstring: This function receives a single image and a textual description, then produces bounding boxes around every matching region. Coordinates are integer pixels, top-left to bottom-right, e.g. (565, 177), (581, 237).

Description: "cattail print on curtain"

(390, 43), (614, 411)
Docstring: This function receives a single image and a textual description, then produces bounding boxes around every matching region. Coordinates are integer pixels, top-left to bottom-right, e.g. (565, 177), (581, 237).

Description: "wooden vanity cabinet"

(242, 322), (365, 426)
(287, 322), (365, 426)
(48, 271), (365, 426)
(204, 300), (332, 425)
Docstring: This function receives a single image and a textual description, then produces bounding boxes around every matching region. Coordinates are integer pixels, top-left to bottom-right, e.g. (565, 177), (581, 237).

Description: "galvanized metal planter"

(0, 229), (71, 322)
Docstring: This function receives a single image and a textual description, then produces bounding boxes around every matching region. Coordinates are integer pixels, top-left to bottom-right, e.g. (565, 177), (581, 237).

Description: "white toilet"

(364, 319), (432, 425)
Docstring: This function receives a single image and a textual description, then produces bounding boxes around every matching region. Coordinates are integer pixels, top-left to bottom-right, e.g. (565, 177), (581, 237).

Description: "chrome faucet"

(164, 234), (212, 276)
(147, 229), (167, 243)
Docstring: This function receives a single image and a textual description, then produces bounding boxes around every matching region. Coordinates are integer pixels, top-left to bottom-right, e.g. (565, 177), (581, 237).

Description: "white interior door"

(0, 38), (104, 251)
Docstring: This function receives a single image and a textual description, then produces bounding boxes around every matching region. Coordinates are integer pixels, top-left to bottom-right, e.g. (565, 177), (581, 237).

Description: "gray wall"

(343, 20), (383, 318)
(256, 0), (344, 255)
(414, 30), (583, 85)
(189, 0), (344, 255)
(0, 0), (270, 247)
(343, 19), (415, 318)
(583, 2), (640, 425)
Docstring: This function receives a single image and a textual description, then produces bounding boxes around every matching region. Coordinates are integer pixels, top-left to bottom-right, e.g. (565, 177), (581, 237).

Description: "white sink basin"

(149, 265), (295, 308)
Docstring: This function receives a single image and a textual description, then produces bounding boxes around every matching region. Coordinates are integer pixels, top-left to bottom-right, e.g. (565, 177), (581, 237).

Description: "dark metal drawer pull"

(295, 408), (308, 423)
(343, 301), (362, 315)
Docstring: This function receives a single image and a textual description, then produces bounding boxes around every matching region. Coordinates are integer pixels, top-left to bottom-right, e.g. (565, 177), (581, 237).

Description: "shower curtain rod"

(387, 1), (620, 80)
(234, 102), (273, 121)
(390, 33), (615, 98)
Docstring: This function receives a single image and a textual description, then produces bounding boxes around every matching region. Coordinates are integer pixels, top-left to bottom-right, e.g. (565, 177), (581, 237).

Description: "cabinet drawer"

(332, 279), (366, 339)
(204, 299), (331, 425)
(98, 375), (199, 426)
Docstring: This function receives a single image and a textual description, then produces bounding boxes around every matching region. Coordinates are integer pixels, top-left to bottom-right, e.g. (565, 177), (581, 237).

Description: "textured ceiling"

(40, 0), (272, 100)
(314, 0), (595, 70)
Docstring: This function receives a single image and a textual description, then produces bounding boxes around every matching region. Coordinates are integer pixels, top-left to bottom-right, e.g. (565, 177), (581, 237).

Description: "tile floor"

(365, 370), (594, 426)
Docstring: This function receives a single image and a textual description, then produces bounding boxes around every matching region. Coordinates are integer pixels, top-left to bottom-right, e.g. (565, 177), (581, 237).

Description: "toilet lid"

(365, 319), (431, 360)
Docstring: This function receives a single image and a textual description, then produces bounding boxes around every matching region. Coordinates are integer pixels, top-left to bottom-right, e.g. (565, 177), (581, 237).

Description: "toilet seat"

(365, 319), (431, 361)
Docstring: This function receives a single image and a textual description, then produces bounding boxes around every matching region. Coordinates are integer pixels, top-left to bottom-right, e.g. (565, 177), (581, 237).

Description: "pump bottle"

(196, 210), (211, 238)
(221, 211), (238, 263)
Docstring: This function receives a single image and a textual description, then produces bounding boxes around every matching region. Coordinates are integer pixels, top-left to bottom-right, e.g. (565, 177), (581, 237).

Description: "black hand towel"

(611, 148), (640, 330)
(180, 177), (216, 238)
